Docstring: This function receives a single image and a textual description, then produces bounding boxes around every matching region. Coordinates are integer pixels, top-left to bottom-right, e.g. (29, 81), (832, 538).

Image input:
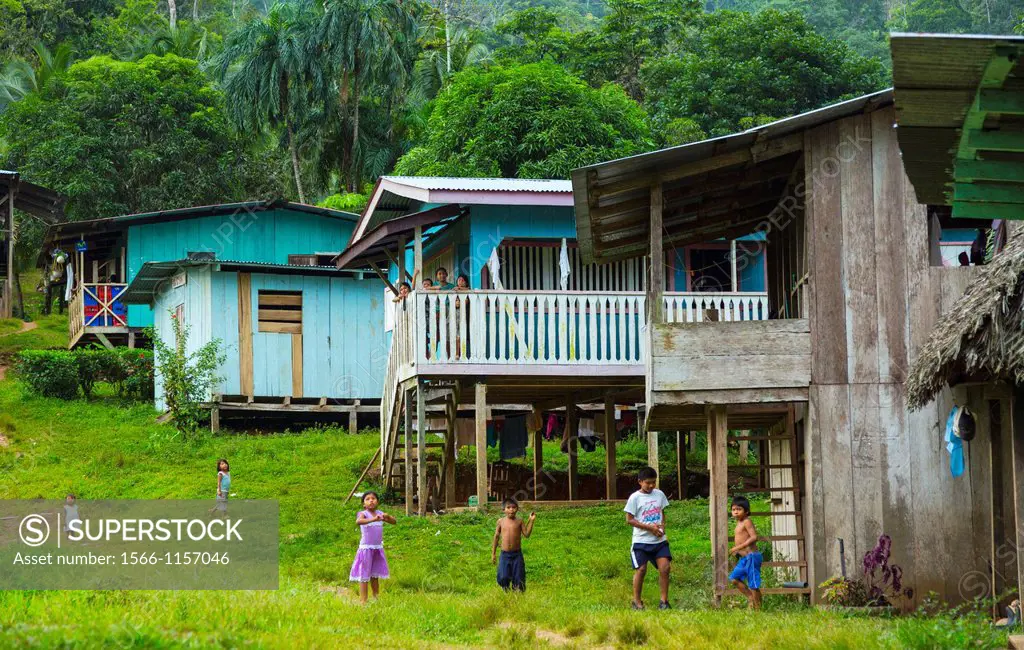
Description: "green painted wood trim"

(979, 88), (1024, 115)
(954, 159), (1024, 183)
(952, 201), (1024, 220)
(967, 130), (1024, 152)
(954, 182), (1024, 204)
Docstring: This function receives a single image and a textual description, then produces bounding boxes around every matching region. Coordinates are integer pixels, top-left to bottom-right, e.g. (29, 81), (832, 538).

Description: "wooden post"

(605, 396), (617, 500)
(413, 226), (424, 287)
(237, 273), (254, 398)
(677, 430), (686, 499)
(210, 407), (220, 433)
(475, 382), (488, 511)
(397, 236), (407, 285)
(689, 431), (697, 453)
(1011, 388), (1024, 605)
(404, 388), (414, 516)
(567, 398), (579, 501)
(416, 383), (427, 516)
(349, 407), (358, 436)
(648, 430), (660, 486)
(738, 434), (749, 463)
(445, 394), (456, 509)
(709, 406), (729, 607)
(533, 426), (543, 501)
(648, 184), (664, 324)
(730, 239), (738, 292)
(989, 400), (1005, 618)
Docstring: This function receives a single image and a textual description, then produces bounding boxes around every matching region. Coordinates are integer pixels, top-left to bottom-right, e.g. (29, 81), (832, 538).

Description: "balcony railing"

(69, 282), (128, 346)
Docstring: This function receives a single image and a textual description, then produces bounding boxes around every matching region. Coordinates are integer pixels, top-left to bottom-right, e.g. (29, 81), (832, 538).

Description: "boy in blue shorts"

(624, 466), (671, 610)
(728, 495), (762, 609)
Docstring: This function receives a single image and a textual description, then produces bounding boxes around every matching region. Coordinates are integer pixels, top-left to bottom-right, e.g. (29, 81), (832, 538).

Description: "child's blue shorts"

(729, 551), (763, 589)
(630, 541), (672, 570)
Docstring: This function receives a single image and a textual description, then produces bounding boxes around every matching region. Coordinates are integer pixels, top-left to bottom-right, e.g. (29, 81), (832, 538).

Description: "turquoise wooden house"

(44, 200), (383, 426)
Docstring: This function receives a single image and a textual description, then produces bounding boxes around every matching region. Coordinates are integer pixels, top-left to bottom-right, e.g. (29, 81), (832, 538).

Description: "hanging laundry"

(545, 414), (561, 441)
(944, 406), (965, 478)
(487, 419), (502, 448)
(526, 408), (543, 434)
(578, 418), (597, 452)
(501, 415), (529, 460)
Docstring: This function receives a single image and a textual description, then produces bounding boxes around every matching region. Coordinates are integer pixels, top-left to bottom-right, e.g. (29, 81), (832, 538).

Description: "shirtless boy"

(491, 498), (536, 591)
(728, 495), (762, 609)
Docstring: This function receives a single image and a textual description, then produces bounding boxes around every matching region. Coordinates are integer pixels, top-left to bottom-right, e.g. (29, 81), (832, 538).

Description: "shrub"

(15, 347), (155, 400)
(16, 350), (80, 399)
(150, 315), (224, 437)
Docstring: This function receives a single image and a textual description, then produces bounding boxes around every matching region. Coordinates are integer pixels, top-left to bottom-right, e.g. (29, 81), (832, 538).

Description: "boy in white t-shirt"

(623, 466), (671, 610)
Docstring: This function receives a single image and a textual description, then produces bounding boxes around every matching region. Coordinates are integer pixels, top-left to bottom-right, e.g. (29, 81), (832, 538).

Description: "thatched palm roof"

(906, 227), (1024, 410)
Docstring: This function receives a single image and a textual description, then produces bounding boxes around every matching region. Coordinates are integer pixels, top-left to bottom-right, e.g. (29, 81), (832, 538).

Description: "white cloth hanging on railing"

(64, 262), (74, 302)
(487, 247), (504, 290)
(559, 238), (570, 291)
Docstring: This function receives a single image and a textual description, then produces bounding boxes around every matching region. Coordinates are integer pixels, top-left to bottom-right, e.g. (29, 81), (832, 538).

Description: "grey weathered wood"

(417, 383), (427, 516)
(968, 387), (993, 603)
(647, 430), (659, 486)
(989, 399), (1007, 615)
(879, 382), (917, 609)
(651, 387), (809, 406)
(709, 406), (729, 605)
(651, 355), (810, 392)
(475, 382), (487, 511)
(404, 388), (414, 516)
(1012, 388), (1024, 606)
(807, 121), (848, 385)
(839, 113), (880, 385)
(850, 383), (882, 569)
(605, 396), (616, 500)
(650, 320), (811, 357)
(817, 383), (855, 576)
(871, 109), (909, 384)
(648, 184), (664, 324)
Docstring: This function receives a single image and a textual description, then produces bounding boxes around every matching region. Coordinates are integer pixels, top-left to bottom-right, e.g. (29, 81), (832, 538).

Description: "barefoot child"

(728, 496), (762, 609)
(350, 492), (396, 603)
(63, 493), (79, 539)
(491, 498), (535, 591)
(209, 459), (230, 516)
(624, 467), (672, 610)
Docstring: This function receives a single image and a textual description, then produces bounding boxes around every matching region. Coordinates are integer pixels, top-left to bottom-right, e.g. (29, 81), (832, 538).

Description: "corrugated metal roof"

(378, 176), (572, 193)
(572, 89), (893, 263)
(121, 259), (355, 304)
(890, 33), (1024, 206)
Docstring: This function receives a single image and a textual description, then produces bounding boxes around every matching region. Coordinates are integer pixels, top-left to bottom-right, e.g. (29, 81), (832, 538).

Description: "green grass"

(0, 377), (1010, 649)
(0, 270), (69, 357)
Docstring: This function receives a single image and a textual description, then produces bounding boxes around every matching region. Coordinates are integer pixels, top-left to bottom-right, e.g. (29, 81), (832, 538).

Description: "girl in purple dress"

(350, 491), (396, 603)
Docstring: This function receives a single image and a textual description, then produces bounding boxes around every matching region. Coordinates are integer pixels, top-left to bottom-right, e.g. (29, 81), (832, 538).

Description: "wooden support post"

(605, 396), (617, 500)
(689, 431), (697, 453)
(648, 184), (665, 324)
(397, 236), (407, 286)
(567, 398), (579, 501)
(738, 434), (749, 463)
(445, 395), (456, 509)
(210, 407), (220, 433)
(128, 332), (136, 349)
(677, 431), (686, 499)
(730, 239), (738, 292)
(413, 226), (424, 288)
(648, 430), (660, 486)
(404, 388), (414, 516)
(349, 409), (358, 436)
(237, 273), (254, 398)
(989, 400), (1005, 618)
(533, 426), (543, 501)
(1011, 388), (1024, 605)
(416, 383), (427, 516)
(475, 383), (488, 511)
(709, 405), (729, 607)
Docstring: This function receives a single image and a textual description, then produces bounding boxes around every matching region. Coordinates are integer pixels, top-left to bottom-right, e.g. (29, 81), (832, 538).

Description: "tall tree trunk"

(287, 120), (307, 204)
(168, 0), (177, 29)
(444, 0), (452, 75)
(340, 68), (351, 192)
(193, 0), (199, 21)
(349, 59), (361, 193)
(12, 269), (23, 320)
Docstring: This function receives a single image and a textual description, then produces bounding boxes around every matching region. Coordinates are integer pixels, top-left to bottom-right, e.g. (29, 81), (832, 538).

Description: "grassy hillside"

(0, 374), (1009, 649)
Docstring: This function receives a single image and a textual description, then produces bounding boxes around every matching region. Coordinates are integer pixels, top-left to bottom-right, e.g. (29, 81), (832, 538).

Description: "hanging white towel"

(64, 262), (74, 302)
(487, 247), (504, 290)
(559, 238), (571, 291)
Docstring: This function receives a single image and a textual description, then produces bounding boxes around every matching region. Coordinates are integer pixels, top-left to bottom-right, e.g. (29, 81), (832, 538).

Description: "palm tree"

(0, 42), (74, 112)
(212, 1), (322, 203)
(133, 21), (213, 62)
(412, 25), (490, 100)
(319, 0), (417, 192)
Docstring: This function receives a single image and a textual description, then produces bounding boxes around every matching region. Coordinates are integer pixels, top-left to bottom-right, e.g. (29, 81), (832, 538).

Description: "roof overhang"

(572, 90), (893, 264)
(891, 33), (1024, 217)
(334, 204), (464, 271)
(350, 176), (574, 244)
(122, 260), (355, 305)
(1, 171), (66, 224)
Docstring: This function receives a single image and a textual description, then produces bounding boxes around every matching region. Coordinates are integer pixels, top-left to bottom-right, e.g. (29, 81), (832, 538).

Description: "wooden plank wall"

(805, 105), (989, 606)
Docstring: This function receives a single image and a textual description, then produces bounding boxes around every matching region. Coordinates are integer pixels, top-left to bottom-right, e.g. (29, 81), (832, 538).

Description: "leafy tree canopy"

(1, 53), (283, 220)
(394, 61), (652, 178)
(642, 9), (888, 141)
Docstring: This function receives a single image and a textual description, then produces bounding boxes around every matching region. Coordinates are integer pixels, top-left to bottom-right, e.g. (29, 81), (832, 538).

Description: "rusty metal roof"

(891, 32), (1024, 207)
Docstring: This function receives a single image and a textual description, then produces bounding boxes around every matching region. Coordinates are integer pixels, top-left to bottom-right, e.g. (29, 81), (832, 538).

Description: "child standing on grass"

(491, 498), (535, 592)
(350, 491), (396, 603)
(209, 459), (230, 516)
(63, 493), (79, 539)
(728, 495), (762, 610)
(624, 466), (672, 610)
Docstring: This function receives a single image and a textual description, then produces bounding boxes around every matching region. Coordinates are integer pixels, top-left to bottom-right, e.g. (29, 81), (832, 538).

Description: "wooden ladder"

(718, 406), (811, 602)
(388, 381), (460, 515)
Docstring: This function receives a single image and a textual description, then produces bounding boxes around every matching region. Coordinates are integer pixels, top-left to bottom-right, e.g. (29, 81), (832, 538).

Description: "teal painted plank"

(212, 271), (241, 395)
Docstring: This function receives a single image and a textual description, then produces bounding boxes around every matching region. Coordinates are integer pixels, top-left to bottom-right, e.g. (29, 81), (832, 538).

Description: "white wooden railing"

(663, 292), (769, 323)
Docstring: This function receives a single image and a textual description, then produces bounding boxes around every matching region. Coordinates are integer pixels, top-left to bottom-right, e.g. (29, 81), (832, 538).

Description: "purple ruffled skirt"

(349, 547), (390, 582)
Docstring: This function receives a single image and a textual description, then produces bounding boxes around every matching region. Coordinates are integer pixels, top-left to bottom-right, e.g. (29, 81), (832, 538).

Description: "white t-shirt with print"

(624, 488), (669, 545)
